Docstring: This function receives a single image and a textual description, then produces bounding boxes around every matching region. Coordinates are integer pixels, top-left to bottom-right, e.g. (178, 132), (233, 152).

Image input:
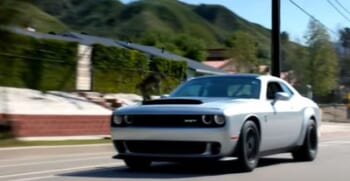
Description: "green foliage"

(149, 57), (187, 93)
(140, 31), (207, 61)
(286, 43), (309, 94)
(0, 0), (68, 33)
(281, 31), (296, 71)
(91, 44), (186, 94)
(338, 27), (350, 85)
(92, 44), (149, 93)
(303, 20), (338, 97)
(0, 0), (19, 25)
(340, 27), (350, 49)
(193, 4), (271, 46)
(226, 31), (258, 72)
(0, 30), (77, 91)
(31, 0), (271, 51)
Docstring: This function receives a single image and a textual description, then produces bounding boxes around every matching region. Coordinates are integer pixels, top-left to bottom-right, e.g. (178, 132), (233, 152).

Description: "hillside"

(0, 0), (277, 63)
(0, 0), (68, 33)
(193, 4), (270, 43)
(31, 0), (271, 48)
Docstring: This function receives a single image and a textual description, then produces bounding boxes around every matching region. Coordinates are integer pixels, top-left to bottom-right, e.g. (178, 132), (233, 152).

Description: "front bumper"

(111, 127), (238, 160)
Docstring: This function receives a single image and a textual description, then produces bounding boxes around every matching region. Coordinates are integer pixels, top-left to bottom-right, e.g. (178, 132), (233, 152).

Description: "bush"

(0, 30), (187, 94)
(91, 44), (187, 94)
(92, 44), (149, 93)
(0, 30), (77, 91)
(149, 57), (187, 93)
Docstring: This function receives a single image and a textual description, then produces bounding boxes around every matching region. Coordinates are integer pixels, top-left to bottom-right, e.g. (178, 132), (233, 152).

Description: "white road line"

(319, 144), (330, 147)
(322, 141), (350, 144)
(0, 151), (114, 162)
(8, 175), (56, 181)
(0, 155), (112, 168)
(319, 139), (350, 147)
(0, 162), (124, 179)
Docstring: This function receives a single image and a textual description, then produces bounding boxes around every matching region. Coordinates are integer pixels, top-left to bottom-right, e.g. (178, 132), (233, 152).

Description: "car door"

(261, 81), (302, 150)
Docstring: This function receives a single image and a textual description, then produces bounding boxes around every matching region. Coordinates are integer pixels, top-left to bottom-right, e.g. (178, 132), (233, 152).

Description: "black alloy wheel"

(237, 120), (260, 172)
(292, 119), (318, 161)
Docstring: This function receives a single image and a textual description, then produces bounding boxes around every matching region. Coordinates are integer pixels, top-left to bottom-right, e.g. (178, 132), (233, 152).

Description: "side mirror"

(272, 92), (290, 105)
(275, 92), (290, 101)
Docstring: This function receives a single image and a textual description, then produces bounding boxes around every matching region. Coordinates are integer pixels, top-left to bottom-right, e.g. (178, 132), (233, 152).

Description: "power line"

(335, 0), (350, 17)
(288, 0), (337, 35)
(327, 0), (350, 23)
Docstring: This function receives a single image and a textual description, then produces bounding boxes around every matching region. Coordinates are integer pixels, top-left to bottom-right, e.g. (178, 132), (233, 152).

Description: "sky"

(120, 0), (350, 42)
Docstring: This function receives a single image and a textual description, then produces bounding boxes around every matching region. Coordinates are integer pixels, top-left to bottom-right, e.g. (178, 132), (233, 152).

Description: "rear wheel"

(237, 120), (260, 172)
(124, 158), (151, 170)
(292, 120), (318, 161)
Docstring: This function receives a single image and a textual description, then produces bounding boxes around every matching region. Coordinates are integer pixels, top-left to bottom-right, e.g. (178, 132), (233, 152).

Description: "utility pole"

(271, 0), (281, 77)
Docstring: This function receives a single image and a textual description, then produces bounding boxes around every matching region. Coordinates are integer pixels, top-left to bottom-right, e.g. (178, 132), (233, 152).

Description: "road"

(1, 136), (350, 181)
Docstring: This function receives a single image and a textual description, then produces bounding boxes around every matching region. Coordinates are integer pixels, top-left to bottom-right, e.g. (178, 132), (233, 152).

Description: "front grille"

(127, 115), (204, 127)
(125, 141), (207, 155)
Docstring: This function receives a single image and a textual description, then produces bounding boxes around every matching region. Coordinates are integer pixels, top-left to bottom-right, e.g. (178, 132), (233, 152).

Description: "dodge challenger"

(111, 74), (320, 172)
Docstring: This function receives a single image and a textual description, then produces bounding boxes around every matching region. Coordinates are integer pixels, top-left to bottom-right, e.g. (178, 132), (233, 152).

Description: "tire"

(124, 158), (151, 170)
(292, 119), (318, 161)
(237, 120), (260, 172)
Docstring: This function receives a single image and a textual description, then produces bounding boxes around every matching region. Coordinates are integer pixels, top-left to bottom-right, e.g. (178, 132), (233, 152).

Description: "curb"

(0, 143), (112, 151)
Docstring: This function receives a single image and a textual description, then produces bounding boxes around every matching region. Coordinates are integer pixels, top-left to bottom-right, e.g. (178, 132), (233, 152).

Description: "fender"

(230, 113), (262, 143)
(295, 107), (318, 146)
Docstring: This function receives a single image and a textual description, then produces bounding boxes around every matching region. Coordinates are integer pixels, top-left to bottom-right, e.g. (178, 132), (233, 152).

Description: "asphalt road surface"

(1, 136), (350, 181)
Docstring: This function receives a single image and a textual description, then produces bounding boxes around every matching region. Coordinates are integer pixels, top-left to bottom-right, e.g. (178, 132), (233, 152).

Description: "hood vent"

(142, 99), (203, 105)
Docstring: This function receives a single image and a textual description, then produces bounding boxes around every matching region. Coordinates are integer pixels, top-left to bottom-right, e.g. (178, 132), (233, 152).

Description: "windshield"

(170, 76), (261, 99)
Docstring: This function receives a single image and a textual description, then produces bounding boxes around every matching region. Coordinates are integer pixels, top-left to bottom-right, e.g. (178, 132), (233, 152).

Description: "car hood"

(115, 97), (260, 115)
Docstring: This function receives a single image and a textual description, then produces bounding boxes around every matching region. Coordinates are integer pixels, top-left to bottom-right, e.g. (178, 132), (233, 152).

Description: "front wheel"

(237, 120), (260, 172)
(124, 158), (151, 170)
(292, 120), (318, 161)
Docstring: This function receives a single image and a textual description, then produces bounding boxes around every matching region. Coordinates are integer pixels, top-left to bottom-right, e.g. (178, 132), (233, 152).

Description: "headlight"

(124, 115), (133, 125)
(113, 115), (123, 125)
(202, 115), (225, 126)
(214, 115), (226, 125)
(202, 115), (213, 125)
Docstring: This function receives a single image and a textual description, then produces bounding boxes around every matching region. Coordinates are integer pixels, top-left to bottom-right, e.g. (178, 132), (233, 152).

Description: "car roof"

(188, 74), (289, 86)
(189, 73), (274, 80)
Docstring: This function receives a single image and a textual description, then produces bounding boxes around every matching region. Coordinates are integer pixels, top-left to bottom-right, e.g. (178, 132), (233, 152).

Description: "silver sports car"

(111, 74), (320, 172)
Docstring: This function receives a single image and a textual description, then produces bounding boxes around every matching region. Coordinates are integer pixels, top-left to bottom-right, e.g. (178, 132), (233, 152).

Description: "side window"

(280, 82), (294, 97)
(266, 82), (283, 99)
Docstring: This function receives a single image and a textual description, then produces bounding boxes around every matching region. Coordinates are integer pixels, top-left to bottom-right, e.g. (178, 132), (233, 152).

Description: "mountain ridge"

(30, 0), (271, 49)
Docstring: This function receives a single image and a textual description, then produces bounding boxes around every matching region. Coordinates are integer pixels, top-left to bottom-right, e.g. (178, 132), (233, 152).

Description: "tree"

(140, 31), (207, 61)
(303, 20), (338, 97)
(338, 27), (350, 82)
(225, 31), (258, 72)
(288, 42), (309, 94)
(280, 31), (293, 71)
(173, 34), (207, 61)
(339, 27), (350, 51)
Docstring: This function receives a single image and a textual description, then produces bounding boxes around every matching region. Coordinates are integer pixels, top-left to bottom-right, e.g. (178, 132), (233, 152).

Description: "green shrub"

(0, 30), (77, 91)
(91, 44), (187, 94)
(0, 30), (187, 94)
(92, 44), (149, 93)
(149, 57), (187, 93)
